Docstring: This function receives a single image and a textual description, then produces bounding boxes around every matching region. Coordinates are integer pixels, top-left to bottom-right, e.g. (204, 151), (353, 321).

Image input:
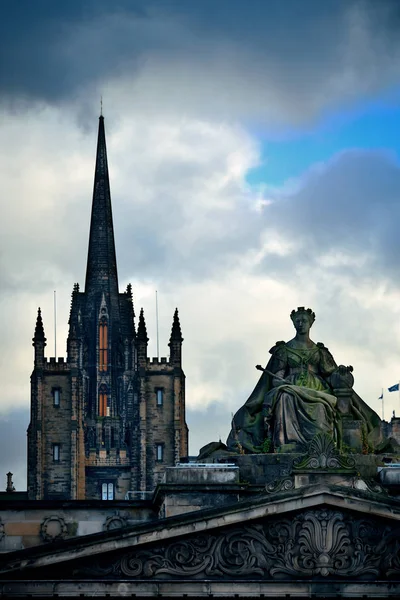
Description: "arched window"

(99, 384), (108, 417)
(99, 319), (108, 372)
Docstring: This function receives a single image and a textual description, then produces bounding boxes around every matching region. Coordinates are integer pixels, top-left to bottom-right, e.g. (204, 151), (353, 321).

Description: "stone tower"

(27, 116), (188, 500)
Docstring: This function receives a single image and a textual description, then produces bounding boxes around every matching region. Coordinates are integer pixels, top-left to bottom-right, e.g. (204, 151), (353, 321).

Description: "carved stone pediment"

(3, 486), (400, 592)
(39, 506), (396, 582)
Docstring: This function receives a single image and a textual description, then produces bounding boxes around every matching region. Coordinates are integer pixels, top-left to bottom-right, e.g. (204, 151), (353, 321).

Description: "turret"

(67, 283), (82, 367)
(126, 283), (135, 336)
(137, 308), (148, 368)
(169, 308), (183, 366)
(32, 308), (46, 368)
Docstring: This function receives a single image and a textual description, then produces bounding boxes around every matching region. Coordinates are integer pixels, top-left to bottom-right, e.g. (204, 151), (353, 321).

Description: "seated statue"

(226, 307), (382, 454)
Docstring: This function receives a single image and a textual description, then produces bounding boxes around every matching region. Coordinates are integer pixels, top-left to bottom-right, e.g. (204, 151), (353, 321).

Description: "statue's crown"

(290, 307), (315, 324)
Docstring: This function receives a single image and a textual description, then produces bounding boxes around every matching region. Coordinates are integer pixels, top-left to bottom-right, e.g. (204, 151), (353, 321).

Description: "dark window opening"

(156, 444), (164, 462)
(156, 388), (164, 406)
(53, 444), (60, 462)
(53, 388), (61, 407)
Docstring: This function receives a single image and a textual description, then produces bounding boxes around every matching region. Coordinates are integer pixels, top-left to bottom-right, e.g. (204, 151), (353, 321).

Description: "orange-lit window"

(99, 393), (107, 417)
(99, 321), (108, 372)
(99, 385), (108, 417)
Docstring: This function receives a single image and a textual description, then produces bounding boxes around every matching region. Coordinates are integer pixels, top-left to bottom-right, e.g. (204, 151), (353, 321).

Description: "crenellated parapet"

(146, 357), (178, 371)
(43, 357), (70, 372)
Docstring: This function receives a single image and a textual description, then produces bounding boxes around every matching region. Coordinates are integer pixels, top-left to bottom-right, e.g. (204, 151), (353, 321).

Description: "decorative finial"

(169, 308), (183, 343)
(33, 307), (46, 343)
(137, 308), (148, 342)
(6, 472), (15, 493)
(100, 96), (103, 117)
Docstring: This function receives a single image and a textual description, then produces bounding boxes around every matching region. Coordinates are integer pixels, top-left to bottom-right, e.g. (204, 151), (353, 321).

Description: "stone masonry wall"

(0, 502), (154, 552)
(145, 361), (178, 490)
(41, 372), (72, 499)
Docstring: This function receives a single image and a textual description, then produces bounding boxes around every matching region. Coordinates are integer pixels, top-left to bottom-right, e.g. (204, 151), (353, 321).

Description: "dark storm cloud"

(0, 0), (144, 102)
(2, 0), (400, 122)
(261, 150), (400, 281)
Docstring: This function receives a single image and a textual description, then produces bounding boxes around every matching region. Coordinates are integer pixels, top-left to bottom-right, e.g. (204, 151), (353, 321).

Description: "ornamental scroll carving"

(293, 432), (356, 471)
(73, 509), (400, 580)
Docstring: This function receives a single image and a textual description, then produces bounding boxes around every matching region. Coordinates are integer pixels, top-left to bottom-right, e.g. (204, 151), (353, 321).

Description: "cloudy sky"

(1, 0), (400, 489)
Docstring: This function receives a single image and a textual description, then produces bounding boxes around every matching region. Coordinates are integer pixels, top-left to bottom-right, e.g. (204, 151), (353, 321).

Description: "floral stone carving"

(293, 432), (356, 471)
(73, 508), (399, 580)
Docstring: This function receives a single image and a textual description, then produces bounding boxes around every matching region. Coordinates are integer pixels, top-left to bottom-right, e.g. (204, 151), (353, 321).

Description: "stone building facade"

(27, 116), (188, 501)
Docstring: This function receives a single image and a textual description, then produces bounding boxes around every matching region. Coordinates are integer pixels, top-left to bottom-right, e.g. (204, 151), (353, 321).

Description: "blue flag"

(378, 393), (383, 400)
(388, 383), (399, 392)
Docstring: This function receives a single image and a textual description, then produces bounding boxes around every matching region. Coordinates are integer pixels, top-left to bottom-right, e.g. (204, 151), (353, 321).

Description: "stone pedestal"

(341, 420), (363, 453)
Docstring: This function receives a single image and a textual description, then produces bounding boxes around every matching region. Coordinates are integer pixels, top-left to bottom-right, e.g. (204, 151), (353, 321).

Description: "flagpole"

(156, 290), (159, 360)
(54, 290), (57, 358)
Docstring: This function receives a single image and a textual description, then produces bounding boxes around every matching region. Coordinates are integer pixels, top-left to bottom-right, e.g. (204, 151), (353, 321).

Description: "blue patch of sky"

(247, 94), (400, 188)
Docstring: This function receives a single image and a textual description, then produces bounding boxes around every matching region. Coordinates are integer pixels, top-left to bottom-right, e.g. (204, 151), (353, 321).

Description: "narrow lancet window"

(99, 384), (108, 417)
(99, 320), (108, 372)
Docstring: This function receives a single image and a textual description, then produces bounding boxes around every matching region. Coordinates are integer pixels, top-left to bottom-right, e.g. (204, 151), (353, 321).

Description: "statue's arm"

(271, 369), (286, 388)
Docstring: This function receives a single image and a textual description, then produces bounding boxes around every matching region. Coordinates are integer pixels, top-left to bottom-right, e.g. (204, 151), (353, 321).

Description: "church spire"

(84, 115), (119, 301)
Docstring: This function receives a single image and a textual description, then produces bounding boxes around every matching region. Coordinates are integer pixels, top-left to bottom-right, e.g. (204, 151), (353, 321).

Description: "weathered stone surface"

(342, 419), (363, 452)
(0, 501), (155, 552)
(163, 465), (239, 485)
(3, 485), (400, 596)
(71, 509), (393, 580)
(227, 307), (383, 455)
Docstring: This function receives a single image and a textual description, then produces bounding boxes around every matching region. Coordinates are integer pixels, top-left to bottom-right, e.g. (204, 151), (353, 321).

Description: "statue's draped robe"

(226, 341), (381, 453)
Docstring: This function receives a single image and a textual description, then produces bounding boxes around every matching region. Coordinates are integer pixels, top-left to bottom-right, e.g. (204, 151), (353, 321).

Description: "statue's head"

(290, 307), (315, 334)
